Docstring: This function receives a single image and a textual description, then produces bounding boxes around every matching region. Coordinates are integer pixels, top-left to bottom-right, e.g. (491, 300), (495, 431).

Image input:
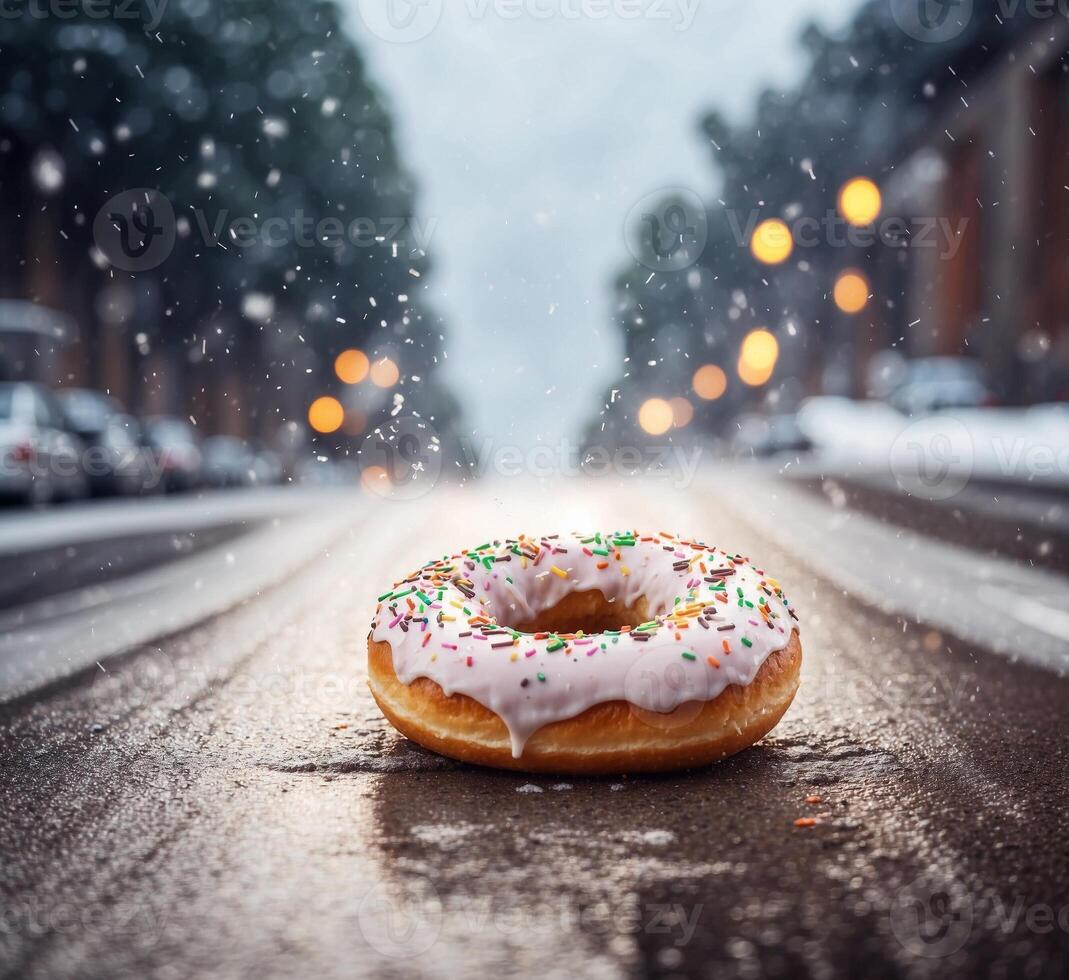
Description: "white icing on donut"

(370, 532), (799, 757)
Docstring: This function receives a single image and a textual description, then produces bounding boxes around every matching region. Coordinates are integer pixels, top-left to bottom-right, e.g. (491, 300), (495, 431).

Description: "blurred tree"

(587, 0), (1036, 449)
(0, 0), (468, 469)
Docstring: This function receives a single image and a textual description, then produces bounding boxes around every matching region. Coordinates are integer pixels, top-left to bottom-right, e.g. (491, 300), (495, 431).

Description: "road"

(1, 471), (1067, 979)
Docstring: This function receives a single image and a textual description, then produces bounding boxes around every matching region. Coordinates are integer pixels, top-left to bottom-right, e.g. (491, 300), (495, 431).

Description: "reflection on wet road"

(1, 476), (1067, 979)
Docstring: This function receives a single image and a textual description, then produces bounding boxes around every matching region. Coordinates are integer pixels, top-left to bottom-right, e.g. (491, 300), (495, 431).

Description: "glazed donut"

(368, 532), (801, 775)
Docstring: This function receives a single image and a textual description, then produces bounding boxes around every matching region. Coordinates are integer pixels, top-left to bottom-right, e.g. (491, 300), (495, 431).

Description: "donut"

(367, 531), (801, 775)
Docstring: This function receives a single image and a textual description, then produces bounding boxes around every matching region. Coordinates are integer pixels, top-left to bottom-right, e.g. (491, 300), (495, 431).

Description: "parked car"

(888, 357), (997, 416)
(202, 436), (257, 488)
(143, 417), (203, 492)
(57, 388), (155, 496)
(731, 413), (813, 459)
(0, 381), (88, 504)
(251, 448), (283, 486)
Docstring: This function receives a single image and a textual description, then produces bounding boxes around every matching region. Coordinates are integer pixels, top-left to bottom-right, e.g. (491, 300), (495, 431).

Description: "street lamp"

(833, 270), (870, 314)
(838, 177), (882, 227)
(308, 396), (345, 434)
(737, 329), (779, 387)
(335, 349), (370, 385)
(750, 218), (794, 265)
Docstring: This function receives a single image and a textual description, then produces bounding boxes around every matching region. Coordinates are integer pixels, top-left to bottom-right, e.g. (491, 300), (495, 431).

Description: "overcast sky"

(344, 0), (863, 449)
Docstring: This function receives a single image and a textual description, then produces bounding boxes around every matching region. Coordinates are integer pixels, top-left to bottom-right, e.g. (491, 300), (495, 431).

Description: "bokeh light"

(737, 329), (780, 387)
(669, 396), (693, 429)
(692, 364), (727, 401)
(838, 177), (881, 226)
(370, 357), (400, 388)
(638, 398), (673, 436)
(307, 396), (344, 434)
(342, 408), (368, 436)
(750, 218), (793, 265)
(361, 464), (390, 494)
(334, 348), (369, 385)
(833, 270), (870, 313)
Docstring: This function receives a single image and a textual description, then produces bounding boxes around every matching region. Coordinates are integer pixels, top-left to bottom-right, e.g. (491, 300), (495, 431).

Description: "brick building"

(877, 14), (1069, 403)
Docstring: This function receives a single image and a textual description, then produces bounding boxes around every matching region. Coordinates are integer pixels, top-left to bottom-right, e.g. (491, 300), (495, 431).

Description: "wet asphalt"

(0, 522), (256, 612)
(0, 480), (1067, 979)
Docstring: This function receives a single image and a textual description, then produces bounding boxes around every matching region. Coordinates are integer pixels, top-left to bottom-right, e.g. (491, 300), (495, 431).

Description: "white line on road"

(0, 503), (360, 702)
(980, 587), (1069, 644)
(711, 467), (1069, 673)
(0, 487), (345, 555)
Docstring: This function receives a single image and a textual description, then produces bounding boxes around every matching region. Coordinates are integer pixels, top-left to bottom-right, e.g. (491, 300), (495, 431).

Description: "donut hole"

(508, 590), (651, 636)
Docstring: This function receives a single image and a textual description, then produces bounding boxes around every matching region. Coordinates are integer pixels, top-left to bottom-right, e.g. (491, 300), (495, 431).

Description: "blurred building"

(589, 2), (1069, 453)
(0, 206), (278, 437)
(0, 0), (469, 471)
(874, 12), (1069, 404)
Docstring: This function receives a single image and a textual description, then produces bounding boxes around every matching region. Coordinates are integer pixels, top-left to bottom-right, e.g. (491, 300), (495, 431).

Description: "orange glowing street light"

(833, 270), (870, 314)
(308, 396), (345, 434)
(335, 348), (369, 385)
(361, 465), (390, 493)
(838, 177), (882, 227)
(638, 398), (673, 436)
(370, 356), (400, 388)
(669, 396), (694, 429)
(692, 364), (727, 401)
(750, 218), (793, 265)
(737, 329), (779, 387)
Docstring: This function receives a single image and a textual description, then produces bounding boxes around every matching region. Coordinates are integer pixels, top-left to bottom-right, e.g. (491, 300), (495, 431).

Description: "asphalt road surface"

(1, 473), (1067, 979)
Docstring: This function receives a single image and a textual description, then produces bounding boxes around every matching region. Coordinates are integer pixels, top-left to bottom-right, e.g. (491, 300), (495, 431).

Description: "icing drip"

(370, 531), (799, 757)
